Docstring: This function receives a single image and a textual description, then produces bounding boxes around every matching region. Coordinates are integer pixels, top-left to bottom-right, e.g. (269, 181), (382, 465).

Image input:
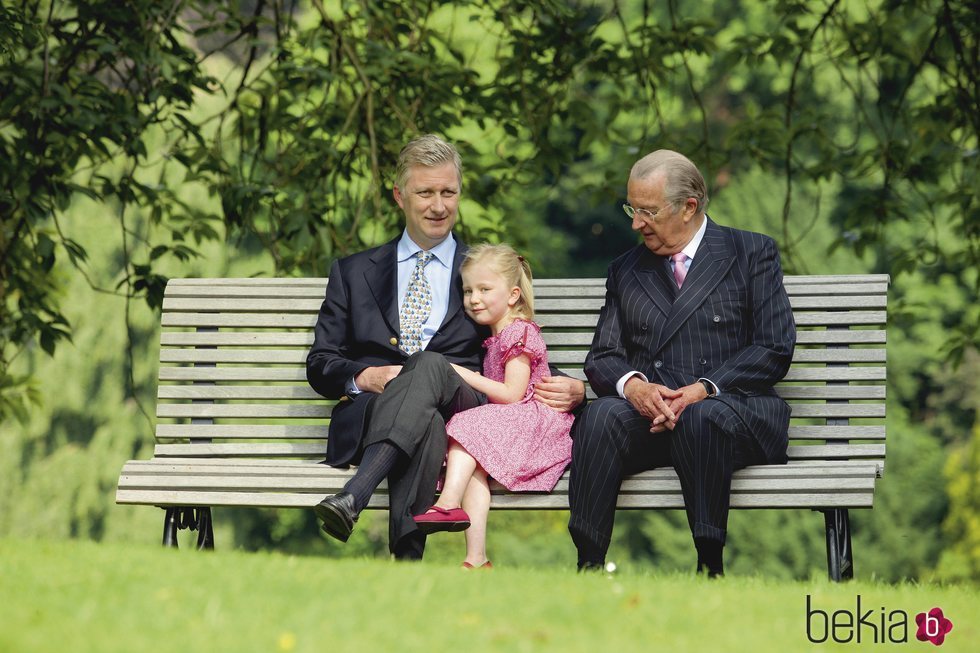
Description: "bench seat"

(116, 274), (889, 580)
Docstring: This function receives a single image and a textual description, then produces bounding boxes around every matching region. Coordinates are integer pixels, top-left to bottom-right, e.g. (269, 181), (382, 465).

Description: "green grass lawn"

(2, 538), (976, 653)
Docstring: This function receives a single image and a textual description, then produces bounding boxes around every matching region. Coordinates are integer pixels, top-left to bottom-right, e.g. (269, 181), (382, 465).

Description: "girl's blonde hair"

(460, 243), (534, 320)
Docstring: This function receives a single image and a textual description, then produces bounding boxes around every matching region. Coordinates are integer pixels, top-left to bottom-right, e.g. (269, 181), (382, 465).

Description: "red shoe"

(461, 560), (493, 570)
(413, 506), (470, 533)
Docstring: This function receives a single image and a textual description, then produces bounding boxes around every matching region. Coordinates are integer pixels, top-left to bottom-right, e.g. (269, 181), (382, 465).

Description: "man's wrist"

(346, 373), (363, 399)
(697, 377), (718, 397)
(620, 372), (647, 399)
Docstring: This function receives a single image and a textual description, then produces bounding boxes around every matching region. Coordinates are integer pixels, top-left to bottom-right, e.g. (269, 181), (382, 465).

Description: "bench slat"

(156, 329), (887, 348)
(158, 347), (887, 368)
(157, 365), (883, 383)
(152, 424), (885, 441)
(121, 460), (880, 479)
(157, 347), (883, 366)
(149, 441), (885, 459)
(787, 444), (884, 459)
(158, 385), (323, 400)
(114, 489), (874, 509)
(157, 384), (885, 401)
(169, 310), (883, 329)
(157, 404), (334, 419)
(155, 401), (884, 420)
(164, 274), (888, 287)
(118, 473), (875, 495)
(161, 295), (887, 313)
(156, 424), (328, 439)
(776, 386), (885, 400)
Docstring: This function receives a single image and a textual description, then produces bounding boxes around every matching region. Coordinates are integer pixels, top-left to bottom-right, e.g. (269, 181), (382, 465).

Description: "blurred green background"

(1, 0), (977, 583)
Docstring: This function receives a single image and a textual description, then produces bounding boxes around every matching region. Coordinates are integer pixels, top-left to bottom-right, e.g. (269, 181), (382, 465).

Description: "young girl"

(413, 244), (574, 569)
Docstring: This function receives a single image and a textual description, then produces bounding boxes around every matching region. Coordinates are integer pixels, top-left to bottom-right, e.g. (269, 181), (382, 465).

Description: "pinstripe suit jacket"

(584, 218), (796, 463)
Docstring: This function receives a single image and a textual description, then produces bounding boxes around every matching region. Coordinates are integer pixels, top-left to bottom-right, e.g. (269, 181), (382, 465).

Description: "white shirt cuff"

(697, 377), (720, 396)
(616, 371), (647, 398)
(345, 375), (362, 397)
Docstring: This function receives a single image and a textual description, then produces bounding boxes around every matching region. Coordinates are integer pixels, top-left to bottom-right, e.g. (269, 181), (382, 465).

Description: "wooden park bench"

(116, 274), (888, 580)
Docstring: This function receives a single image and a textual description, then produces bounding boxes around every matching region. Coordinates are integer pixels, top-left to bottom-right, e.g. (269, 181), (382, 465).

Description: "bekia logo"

(806, 595), (954, 646)
(915, 608), (953, 646)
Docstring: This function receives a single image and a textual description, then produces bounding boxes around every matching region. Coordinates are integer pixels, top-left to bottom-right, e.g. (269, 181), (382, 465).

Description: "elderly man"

(568, 149), (796, 576)
(307, 134), (584, 559)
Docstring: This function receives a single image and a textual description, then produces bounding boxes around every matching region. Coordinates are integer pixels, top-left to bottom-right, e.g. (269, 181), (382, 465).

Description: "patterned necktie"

(671, 252), (689, 288)
(399, 251), (434, 355)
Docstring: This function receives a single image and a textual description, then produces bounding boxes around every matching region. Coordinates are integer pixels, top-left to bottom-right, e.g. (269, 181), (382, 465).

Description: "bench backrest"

(154, 275), (888, 473)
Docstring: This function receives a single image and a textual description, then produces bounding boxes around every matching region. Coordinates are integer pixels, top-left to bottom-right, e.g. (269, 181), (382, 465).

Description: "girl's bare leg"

(462, 467), (491, 567)
(433, 440), (477, 510)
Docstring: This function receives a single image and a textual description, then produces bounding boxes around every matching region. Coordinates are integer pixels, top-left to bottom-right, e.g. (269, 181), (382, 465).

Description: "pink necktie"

(671, 252), (689, 288)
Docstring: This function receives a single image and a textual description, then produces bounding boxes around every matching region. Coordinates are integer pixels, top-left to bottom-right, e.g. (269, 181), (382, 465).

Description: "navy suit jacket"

(584, 218), (796, 463)
(306, 235), (488, 466)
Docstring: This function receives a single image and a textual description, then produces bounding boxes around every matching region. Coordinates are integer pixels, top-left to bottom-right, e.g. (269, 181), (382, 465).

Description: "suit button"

(699, 357), (707, 365)
(713, 315), (721, 323)
(641, 323), (648, 331)
(654, 360), (662, 369)
(389, 337), (398, 346)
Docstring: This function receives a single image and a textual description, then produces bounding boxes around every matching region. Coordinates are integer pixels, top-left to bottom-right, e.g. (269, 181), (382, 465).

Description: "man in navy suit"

(568, 149), (796, 576)
(307, 134), (584, 559)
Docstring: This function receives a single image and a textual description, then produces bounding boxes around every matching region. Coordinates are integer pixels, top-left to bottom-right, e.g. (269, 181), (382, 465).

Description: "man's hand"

(533, 376), (586, 413)
(646, 382), (711, 432)
(623, 377), (682, 432)
(354, 365), (403, 394)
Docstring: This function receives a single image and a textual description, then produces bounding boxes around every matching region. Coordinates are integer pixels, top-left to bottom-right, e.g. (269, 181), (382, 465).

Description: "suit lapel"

(656, 219), (735, 352)
(365, 238), (400, 334)
(632, 246), (675, 317)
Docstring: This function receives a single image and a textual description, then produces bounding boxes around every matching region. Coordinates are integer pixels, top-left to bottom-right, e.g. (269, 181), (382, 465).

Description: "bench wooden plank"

(164, 274), (888, 286)
(156, 329), (888, 348)
(118, 472), (875, 492)
(157, 365), (885, 383)
(158, 385), (324, 400)
(148, 441), (885, 461)
(114, 489), (875, 509)
(161, 282), (891, 300)
(154, 402), (884, 421)
(157, 349), (887, 369)
(155, 425), (328, 439)
(156, 384), (885, 402)
(158, 347), (884, 366)
(152, 424), (885, 441)
(121, 460), (881, 479)
(161, 311), (888, 329)
(161, 295), (888, 313)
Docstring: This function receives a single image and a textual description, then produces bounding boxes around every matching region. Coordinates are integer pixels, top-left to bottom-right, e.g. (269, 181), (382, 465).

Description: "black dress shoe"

(314, 492), (358, 543)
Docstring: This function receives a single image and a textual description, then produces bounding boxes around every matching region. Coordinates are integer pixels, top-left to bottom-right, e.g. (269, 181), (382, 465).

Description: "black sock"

(695, 537), (724, 577)
(343, 442), (401, 512)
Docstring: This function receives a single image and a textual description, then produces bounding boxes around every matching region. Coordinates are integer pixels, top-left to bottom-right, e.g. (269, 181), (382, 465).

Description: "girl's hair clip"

(517, 255), (525, 262)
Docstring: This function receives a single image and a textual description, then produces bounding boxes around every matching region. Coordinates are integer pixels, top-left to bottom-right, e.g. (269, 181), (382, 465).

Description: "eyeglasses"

(622, 203), (669, 223)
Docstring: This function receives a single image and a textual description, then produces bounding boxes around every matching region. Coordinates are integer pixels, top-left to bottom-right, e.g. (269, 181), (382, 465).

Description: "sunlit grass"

(2, 538), (977, 653)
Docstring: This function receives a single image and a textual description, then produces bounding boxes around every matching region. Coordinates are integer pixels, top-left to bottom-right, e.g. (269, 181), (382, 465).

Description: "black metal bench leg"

(823, 509), (854, 581)
(195, 507), (215, 550)
(162, 507), (180, 548)
(161, 506), (214, 550)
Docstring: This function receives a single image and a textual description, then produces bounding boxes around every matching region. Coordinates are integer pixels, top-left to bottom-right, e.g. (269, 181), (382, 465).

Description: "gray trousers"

(362, 351), (485, 558)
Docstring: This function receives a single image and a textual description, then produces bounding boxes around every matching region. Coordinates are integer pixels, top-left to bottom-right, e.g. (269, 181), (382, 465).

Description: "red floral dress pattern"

(446, 319), (574, 491)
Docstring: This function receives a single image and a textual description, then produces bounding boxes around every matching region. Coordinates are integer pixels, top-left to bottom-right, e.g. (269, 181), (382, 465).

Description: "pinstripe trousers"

(567, 395), (765, 564)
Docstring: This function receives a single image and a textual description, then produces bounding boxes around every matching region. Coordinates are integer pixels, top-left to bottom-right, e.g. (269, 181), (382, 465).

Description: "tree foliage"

(2, 0), (978, 418)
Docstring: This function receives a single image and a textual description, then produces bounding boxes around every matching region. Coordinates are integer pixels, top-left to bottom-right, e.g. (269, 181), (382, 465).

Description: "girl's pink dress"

(446, 319), (574, 491)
